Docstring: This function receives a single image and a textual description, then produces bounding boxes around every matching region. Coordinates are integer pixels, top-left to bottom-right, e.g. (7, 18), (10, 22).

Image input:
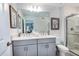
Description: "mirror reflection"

(15, 3), (51, 36)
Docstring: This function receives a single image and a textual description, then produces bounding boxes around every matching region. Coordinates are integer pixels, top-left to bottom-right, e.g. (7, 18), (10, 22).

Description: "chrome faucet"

(18, 33), (21, 37)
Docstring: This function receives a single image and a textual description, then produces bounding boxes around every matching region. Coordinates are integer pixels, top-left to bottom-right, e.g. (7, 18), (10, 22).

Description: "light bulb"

(33, 6), (37, 12)
(30, 6), (33, 12)
(27, 5), (42, 12)
(37, 6), (42, 12)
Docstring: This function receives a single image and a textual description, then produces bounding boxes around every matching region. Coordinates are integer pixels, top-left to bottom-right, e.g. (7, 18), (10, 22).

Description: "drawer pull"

(24, 47), (28, 51)
(45, 44), (49, 48)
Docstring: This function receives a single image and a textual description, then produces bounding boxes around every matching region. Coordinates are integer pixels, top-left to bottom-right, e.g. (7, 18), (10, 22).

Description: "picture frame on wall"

(51, 18), (59, 30)
(9, 5), (17, 28)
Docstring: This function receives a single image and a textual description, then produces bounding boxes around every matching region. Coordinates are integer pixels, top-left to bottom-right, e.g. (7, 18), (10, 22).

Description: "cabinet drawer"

(13, 39), (37, 46)
(38, 38), (56, 43)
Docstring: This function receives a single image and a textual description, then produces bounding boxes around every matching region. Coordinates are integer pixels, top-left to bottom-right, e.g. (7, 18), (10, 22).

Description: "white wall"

(64, 6), (79, 17)
(48, 7), (65, 45)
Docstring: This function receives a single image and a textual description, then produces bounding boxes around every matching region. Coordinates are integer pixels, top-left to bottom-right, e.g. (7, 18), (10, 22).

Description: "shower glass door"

(66, 14), (79, 55)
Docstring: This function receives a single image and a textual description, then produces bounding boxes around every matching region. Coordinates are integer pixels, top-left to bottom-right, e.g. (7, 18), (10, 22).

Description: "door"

(38, 43), (56, 56)
(14, 44), (37, 56)
(0, 4), (12, 56)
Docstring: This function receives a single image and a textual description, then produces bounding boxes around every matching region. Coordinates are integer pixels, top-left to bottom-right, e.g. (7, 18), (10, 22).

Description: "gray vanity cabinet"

(38, 43), (56, 56)
(38, 38), (56, 56)
(14, 44), (37, 56)
(13, 38), (56, 56)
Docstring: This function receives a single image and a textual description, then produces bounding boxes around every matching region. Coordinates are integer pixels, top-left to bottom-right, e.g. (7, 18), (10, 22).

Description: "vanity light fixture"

(27, 5), (42, 12)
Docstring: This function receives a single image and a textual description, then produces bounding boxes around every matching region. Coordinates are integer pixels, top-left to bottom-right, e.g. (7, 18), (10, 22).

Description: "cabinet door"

(38, 43), (48, 56)
(14, 44), (37, 56)
(26, 44), (37, 56)
(38, 43), (56, 56)
(14, 46), (26, 56)
(48, 43), (56, 56)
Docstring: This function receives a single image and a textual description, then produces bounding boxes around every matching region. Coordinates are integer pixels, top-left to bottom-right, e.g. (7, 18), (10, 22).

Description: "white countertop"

(12, 35), (56, 41)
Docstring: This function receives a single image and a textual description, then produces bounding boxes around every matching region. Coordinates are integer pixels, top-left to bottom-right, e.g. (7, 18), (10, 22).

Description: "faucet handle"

(18, 33), (21, 37)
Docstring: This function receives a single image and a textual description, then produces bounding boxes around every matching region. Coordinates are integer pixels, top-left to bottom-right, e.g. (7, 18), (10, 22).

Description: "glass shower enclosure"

(66, 14), (79, 55)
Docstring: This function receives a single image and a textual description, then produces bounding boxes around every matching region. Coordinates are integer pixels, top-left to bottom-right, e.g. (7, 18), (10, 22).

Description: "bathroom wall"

(63, 6), (79, 16)
(48, 7), (65, 45)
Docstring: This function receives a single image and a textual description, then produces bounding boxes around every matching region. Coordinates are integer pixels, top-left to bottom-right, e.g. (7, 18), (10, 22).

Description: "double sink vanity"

(12, 35), (56, 56)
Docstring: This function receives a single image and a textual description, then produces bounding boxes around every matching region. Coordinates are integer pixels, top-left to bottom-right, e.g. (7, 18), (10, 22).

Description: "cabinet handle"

(45, 44), (49, 48)
(24, 47), (28, 56)
(24, 47), (28, 51)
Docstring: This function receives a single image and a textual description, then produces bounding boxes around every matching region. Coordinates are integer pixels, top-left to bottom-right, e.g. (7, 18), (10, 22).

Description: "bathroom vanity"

(12, 36), (56, 56)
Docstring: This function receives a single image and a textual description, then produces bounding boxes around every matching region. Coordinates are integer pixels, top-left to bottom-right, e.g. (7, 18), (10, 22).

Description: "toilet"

(57, 45), (69, 56)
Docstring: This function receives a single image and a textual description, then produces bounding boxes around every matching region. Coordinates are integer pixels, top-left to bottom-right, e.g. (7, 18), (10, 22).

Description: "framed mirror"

(9, 5), (17, 28)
